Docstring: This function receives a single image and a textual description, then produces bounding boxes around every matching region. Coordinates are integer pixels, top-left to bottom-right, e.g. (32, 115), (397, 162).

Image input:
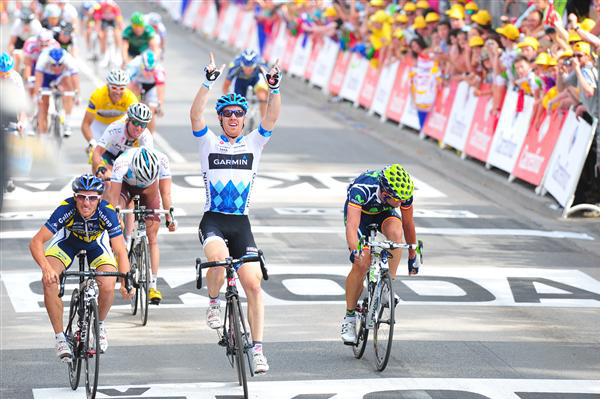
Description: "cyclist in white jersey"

(106, 147), (177, 304)
(93, 103), (154, 181)
(190, 52), (281, 375)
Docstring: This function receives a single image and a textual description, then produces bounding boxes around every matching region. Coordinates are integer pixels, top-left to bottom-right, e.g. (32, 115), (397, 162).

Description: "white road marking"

(0, 208), (187, 221)
(32, 378), (600, 399)
(274, 207), (479, 218)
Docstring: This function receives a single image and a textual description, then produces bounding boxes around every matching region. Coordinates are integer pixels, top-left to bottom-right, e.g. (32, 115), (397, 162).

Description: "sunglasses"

(381, 189), (401, 202)
(109, 85), (125, 91)
(74, 193), (101, 202)
(130, 119), (148, 128)
(221, 109), (246, 118)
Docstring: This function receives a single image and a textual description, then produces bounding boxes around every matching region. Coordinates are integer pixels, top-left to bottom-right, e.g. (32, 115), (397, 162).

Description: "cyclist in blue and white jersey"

(190, 52), (281, 374)
(34, 46), (79, 136)
(340, 164), (420, 344)
(106, 147), (177, 304)
(223, 49), (269, 119)
(29, 174), (132, 361)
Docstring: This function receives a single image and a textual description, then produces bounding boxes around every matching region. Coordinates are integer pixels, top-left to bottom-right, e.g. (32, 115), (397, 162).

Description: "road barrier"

(159, 0), (599, 218)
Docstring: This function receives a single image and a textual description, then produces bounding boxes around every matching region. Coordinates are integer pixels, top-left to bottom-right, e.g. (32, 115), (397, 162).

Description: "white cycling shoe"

(206, 304), (222, 329)
(98, 324), (108, 353)
(341, 316), (357, 345)
(55, 339), (73, 362)
(253, 352), (269, 374)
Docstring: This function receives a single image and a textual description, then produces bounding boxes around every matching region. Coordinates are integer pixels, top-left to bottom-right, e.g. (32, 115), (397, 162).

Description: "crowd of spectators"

(246, 0), (599, 205)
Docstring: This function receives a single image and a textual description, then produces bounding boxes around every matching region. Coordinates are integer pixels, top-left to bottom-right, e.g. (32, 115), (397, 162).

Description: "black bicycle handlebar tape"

(195, 258), (203, 289)
(258, 250), (268, 281)
(125, 272), (132, 293)
(58, 272), (66, 298)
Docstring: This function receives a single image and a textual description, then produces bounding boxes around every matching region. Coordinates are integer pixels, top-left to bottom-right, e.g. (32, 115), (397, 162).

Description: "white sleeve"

(140, 131), (154, 148)
(31, 20), (43, 36)
(10, 20), (21, 36)
(35, 50), (48, 73)
(110, 155), (128, 183)
(65, 53), (79, 75)
(97, 125), (115, 148)
(158, 152), (171, 180)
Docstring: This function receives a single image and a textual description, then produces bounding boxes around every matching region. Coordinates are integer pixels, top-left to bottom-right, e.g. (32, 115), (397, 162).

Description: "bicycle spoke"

(373, 273), (395, 371)
(84, 300), (100, 399)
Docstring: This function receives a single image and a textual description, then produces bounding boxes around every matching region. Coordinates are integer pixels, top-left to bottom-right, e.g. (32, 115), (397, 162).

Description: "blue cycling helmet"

(215, 93), (248, 114)
(0, 52), (15, 72)
(72, 174), (105, 194)
(240, 49), (259, 67)
(141, 50), (156, 70)
(48, 48), (65, 65)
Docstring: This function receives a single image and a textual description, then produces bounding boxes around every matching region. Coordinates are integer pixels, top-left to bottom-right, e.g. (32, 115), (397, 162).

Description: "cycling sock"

(98, 320), (105, 328)
(150, 274), (157, 289)
(209, 295), (220, 306)
(252, 341), (263, 353)
(55, 332), (66, 341)
(345, 309), (356, 318)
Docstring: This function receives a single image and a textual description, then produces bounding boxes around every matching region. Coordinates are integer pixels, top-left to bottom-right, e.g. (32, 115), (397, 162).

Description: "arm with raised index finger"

(260, 60), (282, 131)
(190, 52), (225, 132)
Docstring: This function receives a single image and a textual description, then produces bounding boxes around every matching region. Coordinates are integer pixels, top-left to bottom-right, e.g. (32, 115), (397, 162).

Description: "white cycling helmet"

(127, 103), (153, 123)
(106, 68), (130, 86)
(44, 4), (62, 18)
(146, 12), (162, 26)
(38, 29), (54, 45)
(132, 147), (159, 185)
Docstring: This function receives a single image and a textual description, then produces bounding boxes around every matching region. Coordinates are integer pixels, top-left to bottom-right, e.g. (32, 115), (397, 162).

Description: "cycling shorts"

(128, 46), (142, 58)
(136, 82), (157, 105)
(15, 37), (25, 50)
(343, 204), (401, 239)
(198, 211), (257, 260)
(120, 181), (161, 221)
(41, 72), (64, 89)
(45, 228), (117, 270)
(101, 19), (116, 29)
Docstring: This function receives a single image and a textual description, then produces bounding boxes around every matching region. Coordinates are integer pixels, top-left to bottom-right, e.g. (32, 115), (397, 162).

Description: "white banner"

(201, 1), (218, 37)
(443, 82), (478, 151)
(181, 0), (201, 29)
(161, 0), (182, 21)
(487, 90), (535, 173)
(268, 25), (288, 65)
(235, 11), (256, 50)
(288, 34), (313, 78)
(339, 54), (369, 104)
(370, 61), (399, 117)
(309, 37), (339, 89)
(218, 5), (240, 43)
(400, 94), (421, 131)
(543, 110), (597, 207)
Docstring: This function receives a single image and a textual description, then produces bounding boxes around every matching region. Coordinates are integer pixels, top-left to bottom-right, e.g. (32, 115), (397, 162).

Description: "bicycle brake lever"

(195, 258), (203, 289)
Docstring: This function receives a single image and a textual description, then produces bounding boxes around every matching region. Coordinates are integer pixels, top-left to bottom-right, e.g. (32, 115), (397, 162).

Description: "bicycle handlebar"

(117, 207), (173, 216)
(367, 239), (424, 264)
(195, 250), (268, 289)
(58, 270), (132, 298)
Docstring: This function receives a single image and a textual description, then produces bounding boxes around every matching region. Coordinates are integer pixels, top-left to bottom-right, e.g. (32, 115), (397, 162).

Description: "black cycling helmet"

(72, 174), (105, 194)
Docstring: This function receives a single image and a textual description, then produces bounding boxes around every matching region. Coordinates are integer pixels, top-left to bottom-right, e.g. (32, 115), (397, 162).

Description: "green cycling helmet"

(379, 164), (414, 201)
(131, 12), (145, 26)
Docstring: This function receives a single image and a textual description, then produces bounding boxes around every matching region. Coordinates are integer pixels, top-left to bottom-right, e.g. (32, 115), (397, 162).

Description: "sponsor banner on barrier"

(192, 1), (210, 31)
(262, 21), (280, 61)
(201, 0), (218, 37)
(328, 50), (352, 96)
(422, 80), (458, 140)
(310, 37), (339, 89)
(339, 53), (369, 104)
(281, 33), (298, 72)
(228, 7), (246, 46)
(211, 4), (228, 38)
(512, 109), (567, 186)
(400, 94), (421, 131)
(543, 110), (597, 207)
(218, 4), (239, 43)
(464, 89), (496, 162)
(385, 60), (412, 122)
(162, 0), (182, 21)
(487, 90), (535, 173)
(181, 0), (201, 29)
(443, 82), (478, 151)
(370, 61), (399, 117)
(304, 36), (324, 81)
(357, 62), (381, 109)
(288, 33), (313, 78)
(270, 23), (288, 63)
(236, 11), (255, 49)
(245, 22), (260, 53)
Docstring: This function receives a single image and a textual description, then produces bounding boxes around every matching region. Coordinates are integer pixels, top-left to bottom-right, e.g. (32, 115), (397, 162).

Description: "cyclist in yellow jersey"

(81, 68), (138, 154)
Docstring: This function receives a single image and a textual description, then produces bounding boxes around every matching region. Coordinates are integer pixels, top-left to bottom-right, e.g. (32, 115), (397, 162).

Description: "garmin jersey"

(97, 118), (154, 158)
(45, 197), (122, 242)
(192, 125), (272, 215)
(346, 171), (413, 214)
(111, 148), (171, 188)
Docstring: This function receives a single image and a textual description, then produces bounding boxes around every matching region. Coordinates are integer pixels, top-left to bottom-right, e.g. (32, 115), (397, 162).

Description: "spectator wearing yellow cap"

(494, 25), (521, 88)
(412, 15), (428, 42)
(415, 0), (429, 17)
(464, 1), (478, 25)
(517, 36), (539, 62)
(423, 12), (439, 37)
(403, 2), (417, 26)
(468, 36), (484, 74)
(446, 4), (467, 31)
(471, 10), (492, 30)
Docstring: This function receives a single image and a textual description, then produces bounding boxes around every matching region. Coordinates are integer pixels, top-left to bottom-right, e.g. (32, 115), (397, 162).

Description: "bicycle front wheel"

(373, 272), (395, 371)
(352, 298), (369, 359)
(84, 299), (100, 399)
(138, 238), (150, 326)
(231, 299), (249, 399)
(66, 288), (82, 390)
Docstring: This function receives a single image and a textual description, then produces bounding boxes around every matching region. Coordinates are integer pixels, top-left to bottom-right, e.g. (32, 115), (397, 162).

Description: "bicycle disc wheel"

(138, 238), (150, 326)
(232, 299), (248, 399)
(66, 288), (82, 390)
(84, 299), (100, 399)
(373, 272), (395, 371)
(352, 298), (369, 359)
(129, 249), (139, 316)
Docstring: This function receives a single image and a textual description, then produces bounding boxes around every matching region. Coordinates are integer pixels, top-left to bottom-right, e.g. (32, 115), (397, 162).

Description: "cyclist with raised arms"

(81, 68), (137, 152)
(29, 174), (132, 361)
(223, 49), (269, 120)
(190, 53), (281, 374)
(121, 12), (159, 67)
(34, 47), (79, 136)
(340, 164), (419, 344)
(106, 147), (177, 304)
(126, 49), (166, 133)
(92, 103), (154, 181)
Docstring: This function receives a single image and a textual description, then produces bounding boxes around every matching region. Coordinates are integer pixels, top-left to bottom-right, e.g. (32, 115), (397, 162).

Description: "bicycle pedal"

(150, 298), (161, 305)
(343, 340), (356, 346)
(218, 337), (227, 347)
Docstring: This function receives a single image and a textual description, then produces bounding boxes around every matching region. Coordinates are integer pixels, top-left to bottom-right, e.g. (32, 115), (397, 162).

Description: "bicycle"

(38, 85), (75, 145)
(117, 195), (173, 326)
(351, 223), (423, 371)
(58, 250), (132, 399)
(195, 251), (269, 399)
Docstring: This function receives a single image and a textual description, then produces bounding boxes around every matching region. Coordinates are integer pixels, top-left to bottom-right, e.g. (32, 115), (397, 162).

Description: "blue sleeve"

(347, 186), (367, 206)
(44, 200), (71, 234)
(258, 124), (272, 138)
(226, 64), (239, 81)
(192, 126), (208, 137)
(101, 204), (123, 238)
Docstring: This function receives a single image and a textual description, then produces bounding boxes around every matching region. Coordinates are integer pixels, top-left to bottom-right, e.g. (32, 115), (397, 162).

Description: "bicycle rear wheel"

(129, 247), (139, 316)
(231, 299), (249, 399)
(84, 299), (100, 399)
(138, 238), (150, 326)
(66, 288), (82, 390)
(352, 298), (369, 359)
(373, 272), (395, 371)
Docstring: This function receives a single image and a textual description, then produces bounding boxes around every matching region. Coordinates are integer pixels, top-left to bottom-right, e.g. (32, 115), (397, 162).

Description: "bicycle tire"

(52, 113), (62, 147)
(352, 297), (369, 359)
(84, 299), (100, 399)
(373, 272), (395, 371)
(139, 237), (150, 326)
(233, 297), (254, 376)
(66, 288), (82, 390)
(129, 246), (139, 316)
(232, 299), (249, 399)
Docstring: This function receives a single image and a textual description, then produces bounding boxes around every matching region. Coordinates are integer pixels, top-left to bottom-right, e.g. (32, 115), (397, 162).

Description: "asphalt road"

(1, 3), (599, 399)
